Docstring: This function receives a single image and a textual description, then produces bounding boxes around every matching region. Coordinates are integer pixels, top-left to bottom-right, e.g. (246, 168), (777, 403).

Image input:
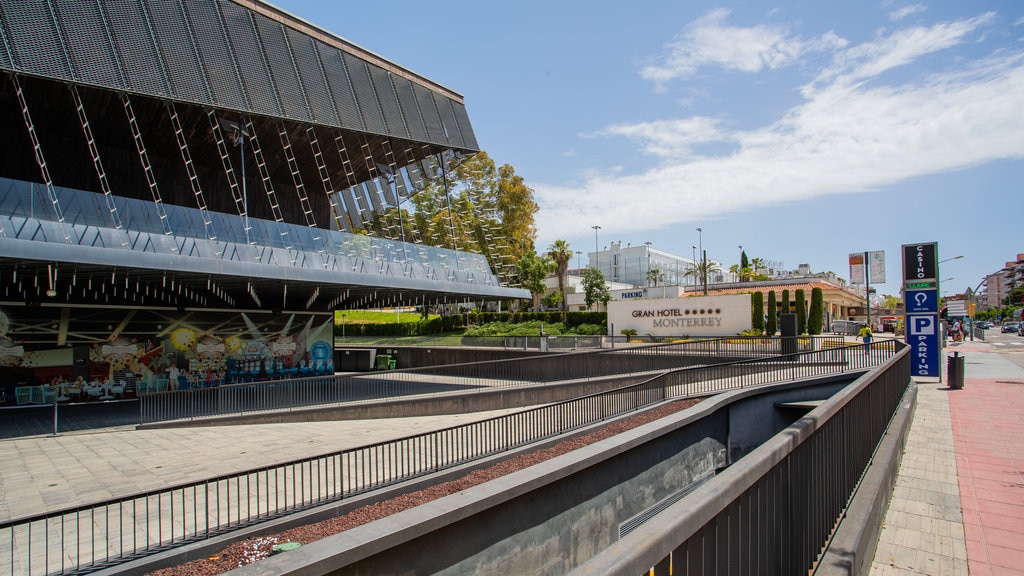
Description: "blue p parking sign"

(906, 313), (940, 378)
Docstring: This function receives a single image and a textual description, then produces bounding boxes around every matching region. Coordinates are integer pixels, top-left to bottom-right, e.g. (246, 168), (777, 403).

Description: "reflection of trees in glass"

(408, 152), (538, 285)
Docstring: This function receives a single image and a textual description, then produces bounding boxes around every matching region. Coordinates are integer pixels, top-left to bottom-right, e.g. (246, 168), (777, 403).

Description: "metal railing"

(570, 343), (911, 575)
(139, 336), (849, 425)
(1, 340), (892, 576)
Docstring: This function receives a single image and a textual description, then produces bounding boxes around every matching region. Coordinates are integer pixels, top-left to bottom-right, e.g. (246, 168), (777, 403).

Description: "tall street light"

(644, 241), (652, 286)
(696, 227), (705, 294)
(575, 251), (582, 271)
(738, 245), (743, 281)
(691, 245), (697, 291)
(592, 225), (601, 272)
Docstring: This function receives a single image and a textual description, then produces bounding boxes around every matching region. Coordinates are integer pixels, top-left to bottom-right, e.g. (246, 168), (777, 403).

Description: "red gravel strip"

(148, 399), (701, 576)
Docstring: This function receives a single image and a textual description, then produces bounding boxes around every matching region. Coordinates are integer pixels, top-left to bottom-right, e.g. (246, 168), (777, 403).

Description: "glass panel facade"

(0, 178), (498, 283)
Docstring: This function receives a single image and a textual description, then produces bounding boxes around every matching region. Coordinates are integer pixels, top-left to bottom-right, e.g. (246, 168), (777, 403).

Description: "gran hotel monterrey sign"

(902, 242), (940, 378)
(608, 294), (752, 338)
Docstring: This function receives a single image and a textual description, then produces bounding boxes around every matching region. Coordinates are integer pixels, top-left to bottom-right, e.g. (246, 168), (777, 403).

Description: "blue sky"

(273, 0), (1022, 299)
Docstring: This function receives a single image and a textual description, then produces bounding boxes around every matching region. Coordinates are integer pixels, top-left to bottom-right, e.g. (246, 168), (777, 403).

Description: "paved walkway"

(870, 338), (1024, 576)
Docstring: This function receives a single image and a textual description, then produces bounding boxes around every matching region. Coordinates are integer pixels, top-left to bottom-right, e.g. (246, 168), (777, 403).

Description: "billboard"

(849, 251), (885, 285)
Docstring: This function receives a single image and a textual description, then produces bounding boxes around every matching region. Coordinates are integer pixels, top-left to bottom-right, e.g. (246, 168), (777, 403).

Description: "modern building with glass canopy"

(0, 0), (527, 386)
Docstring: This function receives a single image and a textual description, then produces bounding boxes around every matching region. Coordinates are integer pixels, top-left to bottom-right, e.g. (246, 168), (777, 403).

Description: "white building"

(588, 241), (722, 288)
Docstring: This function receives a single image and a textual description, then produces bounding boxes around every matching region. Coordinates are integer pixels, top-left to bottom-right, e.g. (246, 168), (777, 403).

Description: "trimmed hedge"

(339, 311), (607, 337)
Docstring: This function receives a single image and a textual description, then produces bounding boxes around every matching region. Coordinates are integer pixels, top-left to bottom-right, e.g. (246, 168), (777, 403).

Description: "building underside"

(0, 0), (528, 359)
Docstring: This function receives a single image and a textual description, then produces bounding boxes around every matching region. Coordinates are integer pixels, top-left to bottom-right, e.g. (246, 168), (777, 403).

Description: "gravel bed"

(148, 398), (701, 576)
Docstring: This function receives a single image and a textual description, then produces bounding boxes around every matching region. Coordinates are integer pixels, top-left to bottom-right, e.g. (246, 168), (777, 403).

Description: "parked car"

(1001, 321), (1020, 333)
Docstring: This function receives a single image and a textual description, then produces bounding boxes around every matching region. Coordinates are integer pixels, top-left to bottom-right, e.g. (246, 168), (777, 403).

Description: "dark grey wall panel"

(318, 46), (364, 131)
(415, 84), (446, 144)
(0, 0), (477, 152)
(345, 53), (386, 135)
(451, 101), (479, 150)
(105, 1), (170, 96)
(1, 2), (71, 80)
(369, 66), (408, 139)
(254, 15), (309, 120)
(185, 1), (248, 111)
(55, 0), (124, 89)
(146, 0), (210, 104)
(435, 95), (460, 148)
(394, 76), (428, 143)
(288, 29), (339, 126)
(221, 2), (281, 118)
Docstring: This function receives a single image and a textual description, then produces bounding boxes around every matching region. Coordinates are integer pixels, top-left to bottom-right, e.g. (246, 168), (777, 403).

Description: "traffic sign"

(905, 289), (938, 313)
(906, 313), (940, 378)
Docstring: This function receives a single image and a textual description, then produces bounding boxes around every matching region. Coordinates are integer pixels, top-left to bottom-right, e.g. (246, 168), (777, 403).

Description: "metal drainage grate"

(619, 469), (715, 539)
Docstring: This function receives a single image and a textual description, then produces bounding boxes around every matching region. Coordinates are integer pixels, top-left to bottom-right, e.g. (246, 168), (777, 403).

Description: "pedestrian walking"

(858, 325), (873, 355)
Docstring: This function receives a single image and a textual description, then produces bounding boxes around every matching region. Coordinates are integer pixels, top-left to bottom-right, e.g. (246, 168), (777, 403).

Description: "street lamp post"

(575, 251), (582, 271)
(691, 245), (697, 291)
(644, 241), (652, 286)
(592, 225), (601, 273)
(696, 227), (704, 292)
(738, 245), (743, 281)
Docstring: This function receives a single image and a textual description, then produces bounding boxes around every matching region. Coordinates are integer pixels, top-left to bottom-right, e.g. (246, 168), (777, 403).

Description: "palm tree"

(646, 267), (665, 287)
(685, 260), (722, 294)
(750, 257), (765, 276)
(547, 239), (573, 311)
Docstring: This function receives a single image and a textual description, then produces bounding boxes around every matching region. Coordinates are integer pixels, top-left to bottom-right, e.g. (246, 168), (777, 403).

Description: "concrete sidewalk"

(870, 339), (1024, 575)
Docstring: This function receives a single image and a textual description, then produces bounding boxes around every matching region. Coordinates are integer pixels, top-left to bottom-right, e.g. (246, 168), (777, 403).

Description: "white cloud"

(596, 117), (728, 159)
(534, 13), (1024, 246)
(640, 8), (846, 87)
(810, 13), (996, 91)
(889, 4), (926, 21)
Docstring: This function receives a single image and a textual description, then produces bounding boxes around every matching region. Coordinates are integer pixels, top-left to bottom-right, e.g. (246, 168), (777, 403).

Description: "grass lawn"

(334, 309), (434, 324)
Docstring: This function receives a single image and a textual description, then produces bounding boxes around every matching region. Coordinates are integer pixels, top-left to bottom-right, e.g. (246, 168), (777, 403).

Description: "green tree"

(796, 289), (807, 334)
(809, 287), (824, 335)
(881, 294), (902, 309)
(752, 291), (765, 334)
(767, 291), (778, 335)
(686, 260), (722, 294)
(781, 290), (790, 315)
(646, 267), (665, 287)
(516, 251), (554, 312)
(547, 239), (573, 311)
(750, 257), (765, 276)
(582, 267), (611, 311)
(541, 290), (562, 311)
(1004, 285), (1024, 306)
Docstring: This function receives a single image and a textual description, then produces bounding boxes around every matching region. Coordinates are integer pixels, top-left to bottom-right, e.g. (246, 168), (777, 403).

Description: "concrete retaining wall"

(228, 375), (857, 575)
